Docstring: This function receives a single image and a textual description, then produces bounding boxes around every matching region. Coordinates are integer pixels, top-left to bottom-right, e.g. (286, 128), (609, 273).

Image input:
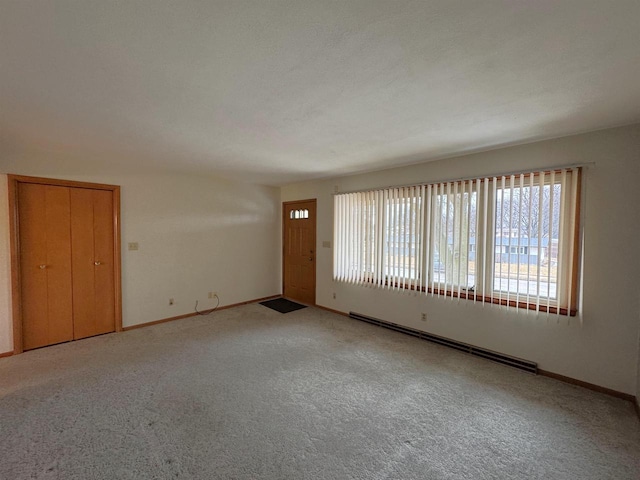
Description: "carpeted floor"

(0, 304), (638, 480)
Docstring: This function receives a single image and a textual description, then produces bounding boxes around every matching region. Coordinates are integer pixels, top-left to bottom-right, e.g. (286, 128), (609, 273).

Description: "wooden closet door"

(18, 184), (74, 350)
(70, 188), (115, 339)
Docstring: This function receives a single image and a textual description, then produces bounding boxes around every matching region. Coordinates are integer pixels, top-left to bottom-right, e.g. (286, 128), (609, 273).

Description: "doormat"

(259, 298), (307, 314)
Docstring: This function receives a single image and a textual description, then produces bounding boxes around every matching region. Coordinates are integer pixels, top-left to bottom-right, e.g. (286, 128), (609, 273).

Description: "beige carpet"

(0, 304), (638, 479)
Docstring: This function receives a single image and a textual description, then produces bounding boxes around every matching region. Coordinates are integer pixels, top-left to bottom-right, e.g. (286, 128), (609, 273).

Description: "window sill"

(375, 280), (577, 316)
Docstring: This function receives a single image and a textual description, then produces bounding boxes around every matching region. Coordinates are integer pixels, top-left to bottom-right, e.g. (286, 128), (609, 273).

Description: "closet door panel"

(92, 189), (115, 335)
(19, 184), (73, 349)
(70, 188), (115, 339)
(19, 184), (50, 349)
(45, 186), (74, 344)
(70, 188), (96, 340)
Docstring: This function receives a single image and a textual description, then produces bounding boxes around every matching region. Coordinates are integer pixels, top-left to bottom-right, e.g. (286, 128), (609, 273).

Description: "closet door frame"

(8, 175), (122, 354)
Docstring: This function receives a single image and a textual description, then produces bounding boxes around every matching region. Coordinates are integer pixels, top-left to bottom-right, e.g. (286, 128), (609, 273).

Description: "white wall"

(282, 124), (640, 395)
(0, 168), (281, 353)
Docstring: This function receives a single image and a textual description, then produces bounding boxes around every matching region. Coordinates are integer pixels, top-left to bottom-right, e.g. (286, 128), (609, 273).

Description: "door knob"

(94, 261), (101, 266)
(39, 264), (47, 269)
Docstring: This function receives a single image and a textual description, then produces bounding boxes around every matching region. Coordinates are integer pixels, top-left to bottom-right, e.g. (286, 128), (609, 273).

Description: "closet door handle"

(94, 261), (101, 266)
(39, 264), (47, 269)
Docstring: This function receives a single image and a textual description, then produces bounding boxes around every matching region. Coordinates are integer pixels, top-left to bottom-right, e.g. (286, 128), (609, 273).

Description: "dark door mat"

(260, 298), (307, 314)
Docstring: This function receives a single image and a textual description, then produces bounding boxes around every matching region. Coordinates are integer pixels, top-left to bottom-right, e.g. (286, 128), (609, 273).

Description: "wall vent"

(348, 311), (538, 374)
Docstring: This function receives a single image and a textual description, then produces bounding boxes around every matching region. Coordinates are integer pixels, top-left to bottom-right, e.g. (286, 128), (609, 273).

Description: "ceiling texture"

(1, 1), (640, 186)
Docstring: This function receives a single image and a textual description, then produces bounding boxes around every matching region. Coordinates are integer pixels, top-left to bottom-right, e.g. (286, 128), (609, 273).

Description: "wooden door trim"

(7, 175), (123, 354)
(8, 175), (119, 191)
(282, 198), (317, 305)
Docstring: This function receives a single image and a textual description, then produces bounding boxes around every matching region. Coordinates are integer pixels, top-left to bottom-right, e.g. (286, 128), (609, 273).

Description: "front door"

(283, 199), (316, 305)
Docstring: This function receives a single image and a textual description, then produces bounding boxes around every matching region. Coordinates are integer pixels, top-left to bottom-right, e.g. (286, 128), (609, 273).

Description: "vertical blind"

(333, 167), (581, 316)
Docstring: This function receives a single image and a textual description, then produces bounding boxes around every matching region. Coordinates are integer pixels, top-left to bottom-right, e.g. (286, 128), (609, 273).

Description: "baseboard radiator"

(349, 311), (538, 374)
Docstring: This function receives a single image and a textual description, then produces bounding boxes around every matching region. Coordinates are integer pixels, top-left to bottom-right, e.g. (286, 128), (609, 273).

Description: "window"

(333, 187), (423, 290)
(334, 167), (581, 316)
(290, 209), (309, 219)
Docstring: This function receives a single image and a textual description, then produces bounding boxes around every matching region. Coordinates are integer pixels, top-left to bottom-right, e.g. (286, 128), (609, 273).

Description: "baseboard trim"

(122, 295), (281, 332)
(316, 303), (638, 408)
(0, 350), (14, 358)
(537, 369), (634, 402)
(122, 312), (197, 331)
(314, 304), (349, 317)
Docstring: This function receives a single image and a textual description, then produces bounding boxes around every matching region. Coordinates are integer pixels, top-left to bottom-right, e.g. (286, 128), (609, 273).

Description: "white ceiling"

(1, 1), (639, 186)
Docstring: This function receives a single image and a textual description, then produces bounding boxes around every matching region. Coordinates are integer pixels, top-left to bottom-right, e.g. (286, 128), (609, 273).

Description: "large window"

(333, 168), (581, 316)
(333, 187), (424, 291)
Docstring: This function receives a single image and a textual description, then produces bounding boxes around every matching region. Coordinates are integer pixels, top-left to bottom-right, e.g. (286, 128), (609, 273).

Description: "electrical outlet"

(421, 312), (427, 321)
(332, 292), (336, 299)
(208, 291), (217, 299)
(169, 298), (174, 306)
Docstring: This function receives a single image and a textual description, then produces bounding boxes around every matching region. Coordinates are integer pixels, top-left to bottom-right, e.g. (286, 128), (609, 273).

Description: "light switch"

(128, 242), (139, 251)
(322, 240), (331, 248)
